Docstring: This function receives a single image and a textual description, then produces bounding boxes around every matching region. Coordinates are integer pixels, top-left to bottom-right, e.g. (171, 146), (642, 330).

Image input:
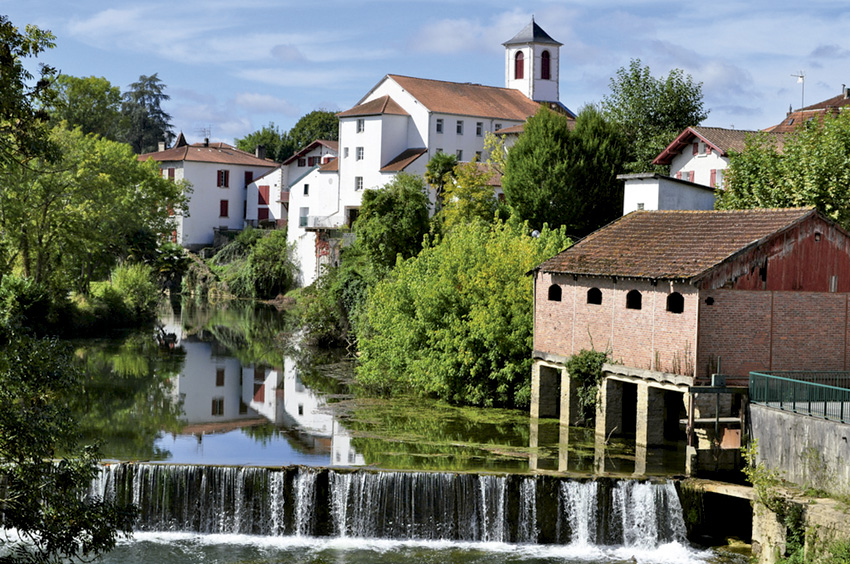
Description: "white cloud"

(235, 92), (298, 115)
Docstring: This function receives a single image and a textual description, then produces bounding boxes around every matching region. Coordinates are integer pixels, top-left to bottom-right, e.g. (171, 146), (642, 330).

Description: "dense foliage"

(564, 349), (610, 425)
(0, 331), (136, 563)
(717, 112), (850, 230)
(502, 105), (627, 235)
(601, 59), (708, 173)
(438, 160), (499, 231)
(47, 74), (126, 141)
(235, 110), (338, 162)
(356, 218), (570, 408)
(354, 173), (431, 272)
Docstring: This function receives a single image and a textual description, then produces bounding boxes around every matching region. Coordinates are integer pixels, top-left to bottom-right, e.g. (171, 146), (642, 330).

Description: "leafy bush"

(0, 275), (57, 333)
(356, 218), (570, 408)
(109, 262), (159, 321)
(564, 349), (610, 425)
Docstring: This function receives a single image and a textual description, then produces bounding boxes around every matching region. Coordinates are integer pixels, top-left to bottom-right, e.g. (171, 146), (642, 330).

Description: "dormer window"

(514, 52), (524, 80)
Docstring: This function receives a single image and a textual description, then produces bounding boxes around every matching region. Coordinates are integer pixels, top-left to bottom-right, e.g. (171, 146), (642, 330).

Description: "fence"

(749, 371), (850, 423)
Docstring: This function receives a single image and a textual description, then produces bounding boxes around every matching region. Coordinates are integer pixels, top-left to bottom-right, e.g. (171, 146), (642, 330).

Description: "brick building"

(529, 207), (850, 467)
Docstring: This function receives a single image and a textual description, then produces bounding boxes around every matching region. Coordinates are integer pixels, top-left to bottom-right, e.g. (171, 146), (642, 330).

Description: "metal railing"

(749, 371), (850, 423)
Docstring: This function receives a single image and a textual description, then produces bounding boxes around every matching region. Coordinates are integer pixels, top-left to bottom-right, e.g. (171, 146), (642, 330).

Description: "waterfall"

(90, 464), (688, 547)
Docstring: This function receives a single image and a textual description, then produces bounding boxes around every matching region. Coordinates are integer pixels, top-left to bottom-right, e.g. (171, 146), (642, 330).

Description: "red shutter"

(258, 207), (269, 221)
(258, 185), (270, 205)
(220, 200), (229, 217)
(710, 169), (717, 187)
(244, 171), (253, 187)
(168, 168), (175, 180)
(217, 170), (230, 187)
(693, 143), (699, 156)
(676, 171), (682, 180)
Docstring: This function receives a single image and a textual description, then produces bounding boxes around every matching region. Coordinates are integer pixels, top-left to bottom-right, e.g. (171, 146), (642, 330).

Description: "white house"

(246, 167), (285, 228)
(652, 126), (775, 189)
(286, 19), (574, 286)
(619, 173), (717, 215)
(140, 133), (277, 249)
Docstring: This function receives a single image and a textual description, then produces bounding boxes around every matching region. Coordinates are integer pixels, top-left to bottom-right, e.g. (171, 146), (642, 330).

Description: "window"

(299, 207), (308, 227)
(587, 287), (602, 305)
(357, 118), (365, 133)
(217, 169), (229, 188)
(303, 183), (309, 196)
(167, 167), (175, 180)
(308, 156), (319, 166)
(219, 199), (229, 217)
(637, 203), (645, 210)
(495, 123), (502, 131)
(514, 51), (524, 79)
(436, 119), (444, 134)
(355, 176), (364, 191)
(244, 171), (253, 187)
(456, 150), (463, 161)
(215, 367), (225, 387)
(298, 158), (306, 167)
(211, 398), (224, 416)
(356, 147), (364, 161)
(344, 147), (349, 158)
(258, 185), (269, 205)
(258, 207), (269, 221)
(476, 122), (483, 137)
(666, 292), (684, 314)
(626, 290), (642, 310)
(547, 284), (562, 301)
(475, 151), (482, 161)
(456, 120), (464, 135)
(541, 50), (551, 80)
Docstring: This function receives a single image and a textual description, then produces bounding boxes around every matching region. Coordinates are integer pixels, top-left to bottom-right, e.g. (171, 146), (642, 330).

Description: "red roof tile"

(653, 126), (783, 165)
(337, 95), (409, 118)
(380, 148), (427, 172)
(139, 143), (276, 167)
(536, 207), (817, 281)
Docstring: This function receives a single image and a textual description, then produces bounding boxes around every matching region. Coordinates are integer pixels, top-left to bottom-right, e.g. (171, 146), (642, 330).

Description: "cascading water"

(89, 463), (689, 549)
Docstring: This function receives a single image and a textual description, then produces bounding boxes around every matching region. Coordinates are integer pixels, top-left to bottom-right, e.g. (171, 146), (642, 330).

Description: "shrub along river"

(65, 299), (743, 564)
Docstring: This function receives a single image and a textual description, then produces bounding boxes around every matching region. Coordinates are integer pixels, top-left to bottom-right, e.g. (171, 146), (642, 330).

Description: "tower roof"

(503, 19), (562, 47)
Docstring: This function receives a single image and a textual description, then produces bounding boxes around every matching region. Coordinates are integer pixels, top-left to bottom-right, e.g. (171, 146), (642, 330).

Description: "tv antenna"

(791, 71), (805, 110)
(198, 126), (212, 140)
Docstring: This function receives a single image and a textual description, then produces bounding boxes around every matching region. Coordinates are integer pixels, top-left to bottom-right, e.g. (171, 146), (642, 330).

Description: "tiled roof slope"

(653, 126), (783, 165)
(380, 148), (427, 172)
(502, 19), (562, 46)
(765, 90), (850, 133)
(536, 207), (816, 281)
(387, 75), (542, 120)
(337, 95), (409, 118)
(140, 143), (276, 167)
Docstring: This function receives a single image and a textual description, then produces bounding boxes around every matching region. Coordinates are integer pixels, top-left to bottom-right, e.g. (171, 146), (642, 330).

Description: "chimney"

(255, 145), (266, 160)
(844, 84), (849, 99)
(204, 138), (209, 147)
(158, 141), (166, 152)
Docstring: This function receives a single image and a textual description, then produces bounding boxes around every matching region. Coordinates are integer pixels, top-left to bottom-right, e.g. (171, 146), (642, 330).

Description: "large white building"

(140, 134), (277, 249)
(286, 19), (574, 286)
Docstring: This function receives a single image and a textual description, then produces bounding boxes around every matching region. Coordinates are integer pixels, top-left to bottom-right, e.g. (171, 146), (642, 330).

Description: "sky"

(6, 1), (850, 146)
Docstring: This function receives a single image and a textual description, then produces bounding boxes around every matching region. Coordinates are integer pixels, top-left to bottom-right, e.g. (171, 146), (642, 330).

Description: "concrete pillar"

(530, 362), (561, 419)
(595, 377), (623, 440)
(634, 444), (648, 476)
(636, 383), (665, 447)
(528, 420), (539, 471)
(560, 370), (582, 427)
(558, 423), (570, 472)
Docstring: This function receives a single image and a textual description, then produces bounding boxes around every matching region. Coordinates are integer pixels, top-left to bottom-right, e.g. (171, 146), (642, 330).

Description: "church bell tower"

(503, 18), (562, 105)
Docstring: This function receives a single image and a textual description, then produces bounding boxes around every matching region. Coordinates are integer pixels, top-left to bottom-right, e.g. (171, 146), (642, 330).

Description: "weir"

(92, 463), (687, 548)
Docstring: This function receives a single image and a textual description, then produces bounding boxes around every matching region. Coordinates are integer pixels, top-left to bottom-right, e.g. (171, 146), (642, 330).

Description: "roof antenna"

(791, 71), (805, 110)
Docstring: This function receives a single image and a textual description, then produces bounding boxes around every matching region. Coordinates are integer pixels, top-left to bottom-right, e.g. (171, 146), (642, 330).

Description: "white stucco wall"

(622, 175), (716, 215)
(669, 145), (729, 188)
(246, 167), (284, 225)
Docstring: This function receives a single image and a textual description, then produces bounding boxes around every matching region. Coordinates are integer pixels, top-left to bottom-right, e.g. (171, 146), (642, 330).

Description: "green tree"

(279, 109), (338, 161)
(354, 173), (431, 271)
(717, 113), (850, 230)
(502, 105), (626, 235)
(0, 331), (136, 563)
(235, 122), (288, 162)
(121, 73), (174, 154)
(439, 160), (497, 230)
(0, 16), (57, 167)
(424, 152), (458, 210)
(47, 74), (126, 141)
(0, 126), (187, 292)
(356, 218), (570, 408)
(601, 59), (708, 173)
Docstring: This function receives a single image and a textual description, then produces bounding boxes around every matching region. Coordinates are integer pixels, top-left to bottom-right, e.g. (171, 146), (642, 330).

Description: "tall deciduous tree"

(354, 173), (431, 271)
(601, 59), (708, 173)
(424, 152), (458, 210)
(0, 126), (187, 292)
(717, 113), (850, 230)
(121, 73), (174, 154)
(234, 122), (288, 161)
(0, 16), (57, 167)
(0, 331), (136, 563)
(439, 161), (497, 231)
(502, 105), (626, 235)
(47, 74), (126, 141)
(280, 110), (338, 161)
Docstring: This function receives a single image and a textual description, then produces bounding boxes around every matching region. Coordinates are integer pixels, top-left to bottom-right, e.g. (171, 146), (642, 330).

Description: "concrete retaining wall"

(750, 404), (850, 497)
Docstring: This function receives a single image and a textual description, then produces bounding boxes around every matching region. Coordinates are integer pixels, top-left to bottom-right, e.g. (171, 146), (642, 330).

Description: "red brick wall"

(696, 289), (850, 383)
(534, 273), (698, 374)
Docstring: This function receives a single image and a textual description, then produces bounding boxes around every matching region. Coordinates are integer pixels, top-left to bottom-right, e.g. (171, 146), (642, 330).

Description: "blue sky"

(6, 1), (850, 145)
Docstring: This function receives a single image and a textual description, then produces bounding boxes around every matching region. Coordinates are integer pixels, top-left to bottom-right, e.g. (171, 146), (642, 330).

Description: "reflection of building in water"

(159, 306), (363, 465)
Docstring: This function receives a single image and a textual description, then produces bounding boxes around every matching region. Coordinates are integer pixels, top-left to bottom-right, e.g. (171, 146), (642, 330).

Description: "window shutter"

(693, 143), (698, 156)
(676, 171), (682, 180)
(220, 200), (229, 217)
(244, 171), (253, 187)
(710, 169), (717, 187)
(258, 185), (270, 205)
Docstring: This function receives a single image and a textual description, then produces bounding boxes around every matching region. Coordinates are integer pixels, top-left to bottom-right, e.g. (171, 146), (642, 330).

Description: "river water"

(55, 300), (740, 564)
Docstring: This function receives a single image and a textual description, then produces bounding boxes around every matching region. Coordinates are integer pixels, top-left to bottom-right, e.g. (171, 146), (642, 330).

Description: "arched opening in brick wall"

(626, 289), (642, 310)
(547, 284), (562, 302)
